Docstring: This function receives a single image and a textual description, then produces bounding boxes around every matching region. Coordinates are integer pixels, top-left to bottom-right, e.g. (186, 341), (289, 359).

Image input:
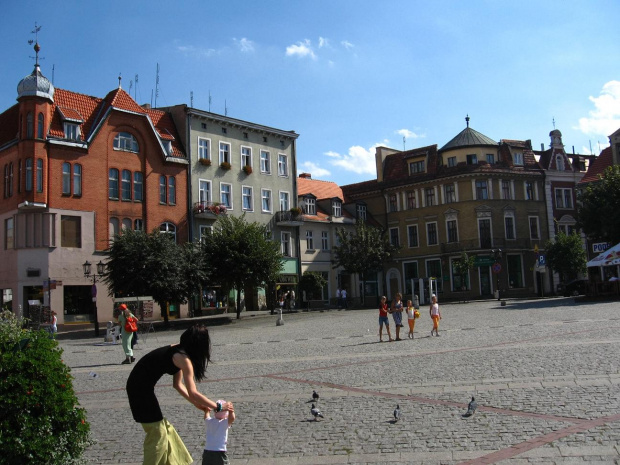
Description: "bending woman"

(126, 323), (233, 465)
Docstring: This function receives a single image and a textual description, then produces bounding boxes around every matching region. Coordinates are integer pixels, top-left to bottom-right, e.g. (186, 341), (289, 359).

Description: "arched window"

(36, 159), (43, 193)
(109, 217), (119, 242)
(134, 219), (143, 231)
(113, 132), (139, 152)
(26, 112), (33, 139)
(121, 218), (132, 231)
(37, 113), (44, 139)
(133, 172), (143, 202)
(121, 169), (132, 200)
(159, 222), (176, 242)
(168, 176), (176, 205)
(62, 162), (71, 194)
(109, 169), (119, 199)
(73, 164), (82, 196)
(25, 158), (33, 191)
(159, 175), (167, 203)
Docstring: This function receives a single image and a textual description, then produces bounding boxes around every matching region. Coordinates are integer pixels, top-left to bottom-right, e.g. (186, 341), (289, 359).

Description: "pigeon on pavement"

(393, 404), (401, 422)
(310, 404), (323, 421)
(312, 390), (319, 403)
(464, 397), (478, 417)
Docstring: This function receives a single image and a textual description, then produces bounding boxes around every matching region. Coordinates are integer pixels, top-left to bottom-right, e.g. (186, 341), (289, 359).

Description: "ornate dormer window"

(64, 123), (80, 141)
(57, 107), (83, 142)
(332, 200), (342, 217)
(114, 132), (139, 152)
(513, 152), (524, 165)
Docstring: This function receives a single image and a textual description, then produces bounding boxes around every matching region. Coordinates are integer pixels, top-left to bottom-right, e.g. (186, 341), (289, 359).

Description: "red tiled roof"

(56, 106), (84, 122)
(298, 176), (344, 201)
(104, 88), (148, 115)
(580, 147), (613, 184)
(49, 88), (104, 139)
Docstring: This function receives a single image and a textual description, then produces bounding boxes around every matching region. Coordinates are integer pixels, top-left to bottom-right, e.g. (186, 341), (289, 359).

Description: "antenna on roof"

(154, 63), (160, 108)
(589, 140), (593, 155)
(225, 100), (228, 116)
(28, 22), (43, 66)
(190, 91), (193, 107)
(403, 136), (406, 151)
(552, 117), (556, 129)
(209, 91), (212, 112)
(118, 73), (122, 89)
(465, 114), (470, 128)
(51, 64), (55, 85)
(128, 79), (133, 95)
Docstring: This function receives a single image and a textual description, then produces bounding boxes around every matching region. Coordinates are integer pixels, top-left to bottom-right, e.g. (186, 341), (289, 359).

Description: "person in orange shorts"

(405, 300), (416, 339)
(429, 294), (442, 336)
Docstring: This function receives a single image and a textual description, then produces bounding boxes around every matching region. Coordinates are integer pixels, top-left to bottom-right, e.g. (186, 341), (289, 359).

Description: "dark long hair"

(179, 324), (211, 382)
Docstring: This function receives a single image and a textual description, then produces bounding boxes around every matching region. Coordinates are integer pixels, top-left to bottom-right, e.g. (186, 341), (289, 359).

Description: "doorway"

(479, 266), (492, 296)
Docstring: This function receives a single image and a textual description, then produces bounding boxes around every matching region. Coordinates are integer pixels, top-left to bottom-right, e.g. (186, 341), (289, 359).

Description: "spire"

(465, 114), (470, 128)
(28, 22), (42, 67)
(118, 73), (122, 89)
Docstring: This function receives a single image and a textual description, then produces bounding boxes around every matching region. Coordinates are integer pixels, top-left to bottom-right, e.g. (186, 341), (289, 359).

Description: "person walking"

(126, 323), (233, 465)
(405, 300), (417, 339)
(336, 288), (341, 309)
(378, 296), (393, 342)
(202, 399), (236, 464)
(341, 287), (347, 309)
(391, 292), (404, 341)
(429, 294), (442, 336)
(117, 304), (137, 364)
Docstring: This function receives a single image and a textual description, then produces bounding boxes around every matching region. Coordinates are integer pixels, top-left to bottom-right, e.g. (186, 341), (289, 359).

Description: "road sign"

(538, 255), (546, 266)
(492, 263), (502, 274)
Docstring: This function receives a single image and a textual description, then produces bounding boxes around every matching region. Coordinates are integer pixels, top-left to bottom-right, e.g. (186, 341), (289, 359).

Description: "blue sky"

(1, 0), (619, 186)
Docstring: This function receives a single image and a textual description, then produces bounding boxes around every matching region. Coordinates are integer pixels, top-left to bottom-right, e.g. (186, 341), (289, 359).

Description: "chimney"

(299, 173), (312, 179)
(541, 143), (544, 151)
(142, 103), (151, 110)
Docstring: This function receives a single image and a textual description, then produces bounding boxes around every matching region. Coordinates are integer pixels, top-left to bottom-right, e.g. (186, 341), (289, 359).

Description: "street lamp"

(492, 249), (502, 301)
(83, 260), (105, 336)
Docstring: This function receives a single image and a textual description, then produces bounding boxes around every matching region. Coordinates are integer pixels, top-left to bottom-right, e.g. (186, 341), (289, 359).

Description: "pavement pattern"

(61, 297), (620, 464)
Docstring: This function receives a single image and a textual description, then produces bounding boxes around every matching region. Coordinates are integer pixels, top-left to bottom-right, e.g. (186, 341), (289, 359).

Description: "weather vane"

(28, 22), (43, 65)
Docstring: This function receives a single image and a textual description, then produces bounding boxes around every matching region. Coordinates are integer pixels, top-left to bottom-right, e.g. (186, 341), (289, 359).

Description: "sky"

(1, 0), (619, 186)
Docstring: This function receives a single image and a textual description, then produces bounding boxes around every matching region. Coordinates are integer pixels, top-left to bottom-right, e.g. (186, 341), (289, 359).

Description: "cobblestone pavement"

(61, 297), (620, 464)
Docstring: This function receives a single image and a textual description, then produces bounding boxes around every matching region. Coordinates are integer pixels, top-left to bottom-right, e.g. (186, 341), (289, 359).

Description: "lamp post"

(492, 249), (502, 301)
(83, 260), (105, 336)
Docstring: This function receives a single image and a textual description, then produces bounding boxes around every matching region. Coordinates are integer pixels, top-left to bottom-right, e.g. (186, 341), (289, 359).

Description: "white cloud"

(577, 80), (620, 137)
(300, 161), (331, 178)
(396, 129), (425, 139)
(324, 144), (379, 175)
(318, 37), (330, 49)
(341, 40), (354, 50)
(285, 39), (316, 60)
(176, 44), (216, 58)
(234, 37), (255, 53)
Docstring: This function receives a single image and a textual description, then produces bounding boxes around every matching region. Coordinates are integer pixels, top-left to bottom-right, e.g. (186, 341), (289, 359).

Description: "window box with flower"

(220, 161), (231, 170)
(198, 158), (212, 166)
(242, 165), (253, 175)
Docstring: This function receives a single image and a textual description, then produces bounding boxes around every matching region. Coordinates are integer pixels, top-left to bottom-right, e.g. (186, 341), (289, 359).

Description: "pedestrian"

(202, 399), (236, 465)
(49, 310), (58, 335)
(341, 287), (347, 309)
(126, 323), (233, 465)
(378, 296), (393, 342)
(405, 300), (417, 339)
(429, 294), (442, 336)
(289, 289), (296, 310)
(391, 292), (404, 341)
(117, 304), (137, 364)
(336, 288), (341, 309)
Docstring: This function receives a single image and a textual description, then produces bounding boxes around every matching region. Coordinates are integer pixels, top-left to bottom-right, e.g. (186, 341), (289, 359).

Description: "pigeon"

(393, 404), (401, 422)
(465, 397), (478, 417)
(312, 390), (319, 403)
(310, 404), (323, 421)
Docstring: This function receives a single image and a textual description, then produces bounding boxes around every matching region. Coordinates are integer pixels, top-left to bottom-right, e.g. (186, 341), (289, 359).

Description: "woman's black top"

(126, 345), (181, 423)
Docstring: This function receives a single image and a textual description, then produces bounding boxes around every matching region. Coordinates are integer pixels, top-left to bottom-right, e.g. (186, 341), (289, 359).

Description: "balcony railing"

(441, 238), (540, 253)
(275, 210), (304, 226)
(193, 201), (227, 217)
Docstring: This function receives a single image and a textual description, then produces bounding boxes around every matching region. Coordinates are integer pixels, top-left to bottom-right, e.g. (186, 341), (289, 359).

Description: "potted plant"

(198, 158), (212, 166)
(242, 165), (253, 175)
(289, 207), (302, 216)
(220, 161), (231, 170)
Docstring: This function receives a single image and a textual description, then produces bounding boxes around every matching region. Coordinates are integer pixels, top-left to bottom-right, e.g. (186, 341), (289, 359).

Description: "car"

(562, 279), (589, 297)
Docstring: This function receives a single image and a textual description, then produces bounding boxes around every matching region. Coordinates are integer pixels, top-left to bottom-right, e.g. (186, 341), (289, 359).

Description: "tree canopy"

(544, 231), (587, 283)
(578, 165), (620, 244)
(452, 252), (476, 291)
(298, 271), (327, 301)
(200, 215), (283, 319)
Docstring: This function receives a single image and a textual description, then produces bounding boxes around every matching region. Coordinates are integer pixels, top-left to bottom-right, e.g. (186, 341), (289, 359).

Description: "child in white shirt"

(202, 399), (235, 465)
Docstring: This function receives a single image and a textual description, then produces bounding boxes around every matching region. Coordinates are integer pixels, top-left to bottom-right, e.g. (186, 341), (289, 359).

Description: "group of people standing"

(379, 293), (441, 342)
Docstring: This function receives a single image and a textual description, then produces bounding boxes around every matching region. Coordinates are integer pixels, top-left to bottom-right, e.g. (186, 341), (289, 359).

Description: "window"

(306, 230), (314, 250)
(160, 222), (177, 242)
(321, 231), (329, 251)
(25, 158), (32, 191)
(8, 163), (13, 197)
(407, 191), (416, 209)
(121, 218), (132, 231)
(242, 186), (253, 211)
(525, 181), (534, 200)
(279, 191), (289, 211)
(168, 177), (176, 205)
(303, 198), (316, 215)
(501, 180), (511, 200)
(133, 172), (143, 201)
(3, 165), (8, 198)
(199, 180), (211, 206)
(529, 217), (540, 240)
(64, 123), (80, 141)
(17, 160), (21, 193)
(61, 215), (81, 248)
(425, 187), (435, 206)
(403, 262), (419, 295)
(278, 154), (288, 177)
(513, 152), (524, 165)
(409, 160), (425, 174)
(426, 222), (438, 246)
(199, 225), (212, 242)
(467, 154), (478, 165)
(241, 146), (252, 167)
(281, 232), (291, 256)
(475, 180), (488, 200)
(505, 216), (515, 240)
(5, 218), (14, 250)
(36, 159), (43, 193)
(221, 183), (232, 208)
(219, 142), (231, 164)
(389, 227), (400, 247)
(389, 194), (397, 212)
(555, 188), (573, 209)
(73, 164), (82, 196)
(556, 155), (565, 171)
(444, 184), (456, 203)
(26, 112), (33, 138)
(447, 219), (458, 243)
(108, 169), (119, 199)
(134, 219), (143, 231)
(121, 170), (132, 200)
(332, 201), (341, 217)
(451, 258), (468, 291)
(62, 162), (71, 194)
(479, 218), (492, 248)
(447, 156), (457, 167)
(357, 204), (367, 220)
(486, 154), (495, 164)
(113, 132), (138, 152)
(109, 217), (119, 241)
(198, 138), (210, 160)
(557, 224), (575, 236)
(159, 176), (166, 203)
(221, 127), (227, 134)
(37, 113), (44, 139)
(261, 189), (272, 212)
(407, 225), (419, 247)
(260, 150), (271, 173)
(507, 255), (524, 288)
(426, 259), (443, 292)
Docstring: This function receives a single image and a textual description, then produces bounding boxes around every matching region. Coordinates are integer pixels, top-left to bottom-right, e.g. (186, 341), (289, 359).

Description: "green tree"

(103, 229), (204, 325)
(452, 252), (476, 291)
(333, 221), (400, 303)
(578, 165), (620, 244)
(298, 271), (328, 302)
(0, 311), (91, 464)
(201, 215), (283, 319)
(545, 231), (587, 283)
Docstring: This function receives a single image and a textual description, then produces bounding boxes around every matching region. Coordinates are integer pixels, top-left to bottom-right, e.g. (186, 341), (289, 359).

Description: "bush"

(0, 311), (92, 464)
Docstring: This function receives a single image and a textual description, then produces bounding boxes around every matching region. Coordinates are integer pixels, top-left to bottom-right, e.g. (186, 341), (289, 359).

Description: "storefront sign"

(593, 242), (612, 253)
(474, 256), (496, 267)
